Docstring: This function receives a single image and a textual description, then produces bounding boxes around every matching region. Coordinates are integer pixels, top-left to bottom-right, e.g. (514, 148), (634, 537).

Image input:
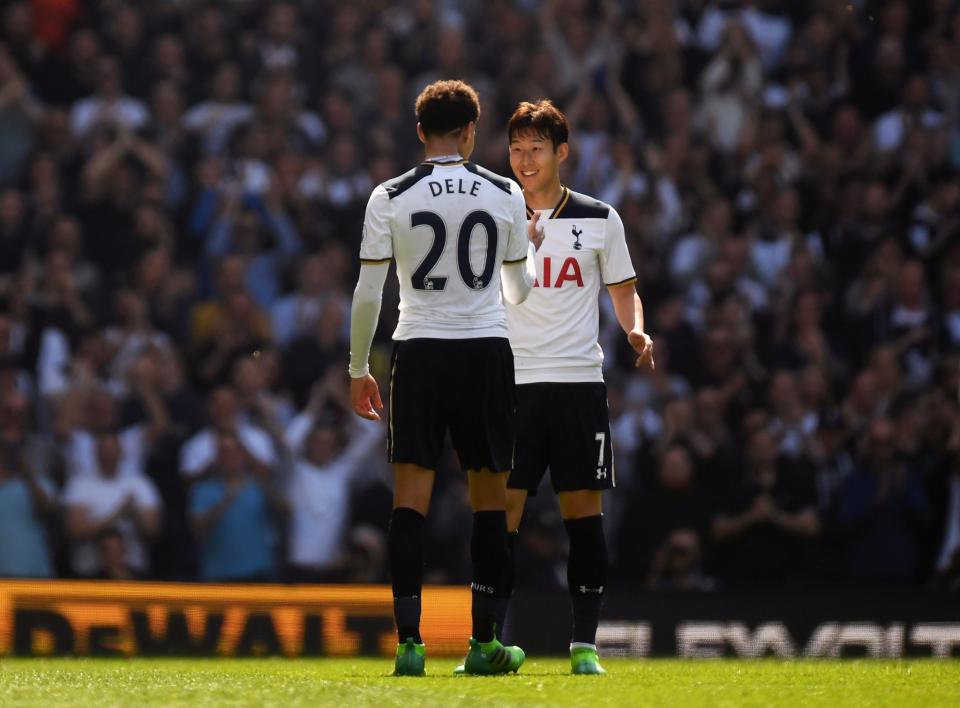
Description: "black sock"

(389, 507), (425, 643)
(494, 529), (517, 641)
(470, 510), (508, 643)
(565, 515), (607, 645)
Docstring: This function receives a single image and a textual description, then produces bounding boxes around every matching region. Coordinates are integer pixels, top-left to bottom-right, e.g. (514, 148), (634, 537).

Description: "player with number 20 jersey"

(349, 80), (540, 678)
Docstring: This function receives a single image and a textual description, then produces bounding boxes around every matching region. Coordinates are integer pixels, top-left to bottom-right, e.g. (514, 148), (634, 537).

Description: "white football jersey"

(359, 160), (529, 340)
(505, 188), (636, 384)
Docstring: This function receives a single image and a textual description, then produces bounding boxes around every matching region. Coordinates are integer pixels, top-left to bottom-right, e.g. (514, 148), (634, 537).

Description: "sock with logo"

(471, 510), (508, 643)
(389, 507), (425, 643)
(565, 515), (607, 645)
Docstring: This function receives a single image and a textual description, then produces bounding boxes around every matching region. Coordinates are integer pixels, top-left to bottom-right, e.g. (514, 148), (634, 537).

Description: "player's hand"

(350, 374), (383, 421)
(528, 211), (545, 251)
(628, 329), (655, 370)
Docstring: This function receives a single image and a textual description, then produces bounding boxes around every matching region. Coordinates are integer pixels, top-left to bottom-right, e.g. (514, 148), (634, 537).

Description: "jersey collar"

(423, 154), (466, 166)
(525, 186), (570, 219)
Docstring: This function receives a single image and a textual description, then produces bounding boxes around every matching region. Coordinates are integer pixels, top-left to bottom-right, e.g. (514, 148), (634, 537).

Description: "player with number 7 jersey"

(348, 80), (542, 678)
(497, 100), (655, 676)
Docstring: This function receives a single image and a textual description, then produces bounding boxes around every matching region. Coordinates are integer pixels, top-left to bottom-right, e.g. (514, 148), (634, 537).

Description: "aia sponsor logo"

(534, 256), (584, 288)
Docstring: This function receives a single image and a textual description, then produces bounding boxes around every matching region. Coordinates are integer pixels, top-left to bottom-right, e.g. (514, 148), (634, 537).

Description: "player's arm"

(349, 262), (388, 420)
(602, 208), (654, 369)
(607, 282), (654, 370)
(349, 185), (392, 421)
(501, 195), (544, 305)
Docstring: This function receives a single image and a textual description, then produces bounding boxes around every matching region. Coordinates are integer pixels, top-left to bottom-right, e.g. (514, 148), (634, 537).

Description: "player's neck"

(524, 180), (564, 211)
(423, 139), (465, 163)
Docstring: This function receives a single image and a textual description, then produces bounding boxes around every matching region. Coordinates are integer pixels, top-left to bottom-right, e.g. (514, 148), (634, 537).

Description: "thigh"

(506, 384), (551, 496)
(447, 338), (516, 473)
(388, 339), (447, 470)
(547, 383), (615, 495)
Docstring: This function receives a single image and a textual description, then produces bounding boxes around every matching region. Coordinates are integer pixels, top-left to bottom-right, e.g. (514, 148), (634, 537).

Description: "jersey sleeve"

(503, 184), (529, 264)
(599, 207), (637, 286)
(359, 184), (393, 263)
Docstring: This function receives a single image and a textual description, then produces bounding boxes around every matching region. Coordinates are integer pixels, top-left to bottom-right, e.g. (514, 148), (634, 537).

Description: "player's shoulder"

(463, 162), (517, 196)
(380, 163), (436, 200)
(560, 190), (613, 220)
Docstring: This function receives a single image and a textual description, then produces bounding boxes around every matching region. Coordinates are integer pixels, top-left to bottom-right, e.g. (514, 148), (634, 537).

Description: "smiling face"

(508, 129), (568, 194)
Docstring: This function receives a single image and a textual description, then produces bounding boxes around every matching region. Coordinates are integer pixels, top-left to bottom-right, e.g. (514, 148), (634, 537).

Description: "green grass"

(1, 658), (958, 707)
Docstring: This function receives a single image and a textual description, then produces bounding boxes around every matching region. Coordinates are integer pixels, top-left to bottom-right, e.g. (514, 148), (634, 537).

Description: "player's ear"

(416, 123), (426, 144)
(556, 142), (570, 164)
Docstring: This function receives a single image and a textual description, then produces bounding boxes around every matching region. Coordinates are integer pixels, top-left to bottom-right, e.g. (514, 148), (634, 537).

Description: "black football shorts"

(507, 382), (614, 495)
(388, 337), (516, 473)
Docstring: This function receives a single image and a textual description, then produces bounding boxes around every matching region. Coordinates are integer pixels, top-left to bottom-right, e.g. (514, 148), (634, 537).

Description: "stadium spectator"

(63, 430), (161, 577)
(830, 418), (932, 582)
(69, 56), (148, 140)
(711, 428), (820, 585)
(646, 528), (717, 591)
(189, 430), (285, 581)
(0, 434), (55, 578)
(283, 376), (383, 582)
(616, 443), (714, 582)
(179, 386), (276, 480)
(94, 527), (136, 580)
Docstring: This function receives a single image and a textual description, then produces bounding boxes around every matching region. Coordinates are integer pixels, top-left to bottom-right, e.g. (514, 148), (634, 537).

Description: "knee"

(558, 490), (603, 520)
(505, 490), (526, 532)
(468, 470), (507, 512)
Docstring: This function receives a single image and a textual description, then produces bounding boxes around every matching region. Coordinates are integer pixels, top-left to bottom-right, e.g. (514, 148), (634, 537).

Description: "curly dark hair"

(414, 79), (481, 136)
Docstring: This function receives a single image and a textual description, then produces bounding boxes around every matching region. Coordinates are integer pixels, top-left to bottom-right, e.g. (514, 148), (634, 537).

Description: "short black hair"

(415, 80), (481, 136)
(508, 99), (569, 148)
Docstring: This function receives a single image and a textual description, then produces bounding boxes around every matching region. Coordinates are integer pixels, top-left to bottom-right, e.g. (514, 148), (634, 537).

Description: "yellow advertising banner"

(0, 581), (472, 657)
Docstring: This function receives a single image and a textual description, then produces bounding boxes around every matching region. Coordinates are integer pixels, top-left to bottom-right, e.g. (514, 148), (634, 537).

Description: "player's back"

(360, 160), (529, 341)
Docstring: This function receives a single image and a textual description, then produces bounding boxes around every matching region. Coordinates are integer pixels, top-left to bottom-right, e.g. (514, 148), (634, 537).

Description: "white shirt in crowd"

(62, 472), (161, 576)
(179, 421), (277, 478)
(69, 96), (149, 137)
(65, 425), (147, 480)
(284, 415), (384, 570)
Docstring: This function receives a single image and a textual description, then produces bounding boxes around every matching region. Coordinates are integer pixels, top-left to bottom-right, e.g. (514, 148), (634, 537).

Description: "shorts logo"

(471, 582), (495, 595)
(572, 225), (583, 250)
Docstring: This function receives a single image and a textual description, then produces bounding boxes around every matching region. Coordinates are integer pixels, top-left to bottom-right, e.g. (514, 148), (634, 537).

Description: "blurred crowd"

(0, 0), (958, 591)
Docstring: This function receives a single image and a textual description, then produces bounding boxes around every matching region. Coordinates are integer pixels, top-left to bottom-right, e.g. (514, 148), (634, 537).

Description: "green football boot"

(393, 637), (426, 676)
(457, 637), (525, 675)
(570, 646), (606, 675)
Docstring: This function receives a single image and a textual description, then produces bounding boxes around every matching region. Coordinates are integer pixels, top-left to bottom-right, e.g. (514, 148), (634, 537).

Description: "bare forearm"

(66, 508), (116, 540)
(712, 513), (755, 542)
(137, 386), (171, 439)
(82, 142), (126, 191)
(134, 508), (162, 539)
(191, 497), (233, 536)
(609, 285), (644, 334)
(130, 139), (170, 178)
(772, 508), (821, 537)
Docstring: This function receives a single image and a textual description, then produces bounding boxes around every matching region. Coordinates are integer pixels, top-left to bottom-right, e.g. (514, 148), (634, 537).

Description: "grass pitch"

(1, 658), (957, 707)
